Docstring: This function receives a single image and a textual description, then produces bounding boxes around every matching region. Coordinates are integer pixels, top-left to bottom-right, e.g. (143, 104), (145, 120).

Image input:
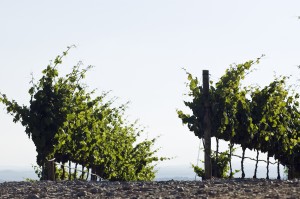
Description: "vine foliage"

(178, 57), (300, 179)
(0, 47), (167, 181)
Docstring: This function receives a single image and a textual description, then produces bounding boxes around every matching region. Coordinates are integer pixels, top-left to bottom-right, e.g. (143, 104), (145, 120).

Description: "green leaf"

(265, 136), (269, 141)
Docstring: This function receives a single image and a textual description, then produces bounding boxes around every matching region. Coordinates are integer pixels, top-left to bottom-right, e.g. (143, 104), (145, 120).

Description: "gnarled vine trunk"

(68, 161), (72, 180)
(91, 166), (97, 181)
(213, 138), (219, 177)
(266, 153), (270, 180)
(61, 164), (65, 180)
(241, 147), (246, 179)
(253, 150), (259, 178)
(81, 165), (85, 180)
(229, 142), (233, 178)
(73, 163), (78, 179)
(277, 161), (281, 180)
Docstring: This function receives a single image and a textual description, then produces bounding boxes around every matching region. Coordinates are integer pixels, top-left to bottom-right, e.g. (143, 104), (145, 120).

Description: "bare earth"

(0, 178), (300, 199)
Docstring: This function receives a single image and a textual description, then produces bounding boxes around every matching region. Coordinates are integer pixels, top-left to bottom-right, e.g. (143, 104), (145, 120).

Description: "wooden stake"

(203, 70), (212, 180)
(47, 160), (55, 181)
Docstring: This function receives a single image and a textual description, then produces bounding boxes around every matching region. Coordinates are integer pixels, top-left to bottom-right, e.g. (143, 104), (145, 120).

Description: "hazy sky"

(0, 1), (300, 174)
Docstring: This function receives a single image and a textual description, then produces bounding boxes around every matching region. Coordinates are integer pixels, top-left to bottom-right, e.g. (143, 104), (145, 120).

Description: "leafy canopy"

(0, 47), (167, 181)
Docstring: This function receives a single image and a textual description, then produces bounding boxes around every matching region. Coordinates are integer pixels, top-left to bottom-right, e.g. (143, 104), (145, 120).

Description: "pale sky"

(0, 0), (300, 177)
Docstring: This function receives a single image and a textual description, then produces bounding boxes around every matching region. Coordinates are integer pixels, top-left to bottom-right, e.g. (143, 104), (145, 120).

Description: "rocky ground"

(0, 178), (300, 199)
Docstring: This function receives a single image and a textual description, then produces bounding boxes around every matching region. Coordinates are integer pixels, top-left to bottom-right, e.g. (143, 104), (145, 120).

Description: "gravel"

(0, 178), (300, 198)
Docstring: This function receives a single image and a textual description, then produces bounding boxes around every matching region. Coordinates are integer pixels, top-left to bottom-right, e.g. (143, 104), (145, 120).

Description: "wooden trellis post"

(203, 70), (212, 180)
